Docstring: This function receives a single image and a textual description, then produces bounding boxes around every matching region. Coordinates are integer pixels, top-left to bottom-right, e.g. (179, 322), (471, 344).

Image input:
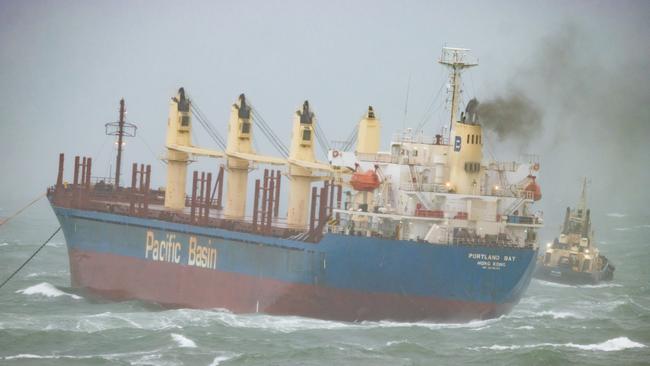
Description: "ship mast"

(105, 99), (137, 189)
(115, 100), (126, 188)
(438, 48), (477, 138)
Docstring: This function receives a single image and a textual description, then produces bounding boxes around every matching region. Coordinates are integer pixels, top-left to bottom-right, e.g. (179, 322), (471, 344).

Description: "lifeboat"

(350, 170), (381, 191)
(524, 175), (542, 201)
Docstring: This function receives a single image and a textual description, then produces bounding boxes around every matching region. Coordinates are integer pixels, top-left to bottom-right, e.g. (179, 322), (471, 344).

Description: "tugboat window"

(181, 115), (190, 126)
(302, 129), (311, 141)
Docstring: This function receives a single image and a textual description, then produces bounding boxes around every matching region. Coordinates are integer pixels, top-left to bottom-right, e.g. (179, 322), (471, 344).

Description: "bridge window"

(241, 121), (251, 134)
(302, 129), (311, 141)
(181, 115), (190, 126)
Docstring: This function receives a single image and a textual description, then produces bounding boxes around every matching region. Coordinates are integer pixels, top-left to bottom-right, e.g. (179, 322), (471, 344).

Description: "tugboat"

(535, 179), (615, 284)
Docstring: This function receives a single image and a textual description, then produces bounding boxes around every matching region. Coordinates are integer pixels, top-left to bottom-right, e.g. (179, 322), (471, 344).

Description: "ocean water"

(0, 199), (649, 365)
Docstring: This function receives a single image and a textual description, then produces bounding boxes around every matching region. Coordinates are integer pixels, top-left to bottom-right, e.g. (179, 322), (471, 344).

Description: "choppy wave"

(171, 333), (197, 348)
(3, 350), (164, 363)
(0, 242), (8, 247)
(606, 213), (627, 218)
(470, 337), (646, 352)
(211, 310), (501, 333)
(209, 353), (241, 366)
(16, 282), (81, 300)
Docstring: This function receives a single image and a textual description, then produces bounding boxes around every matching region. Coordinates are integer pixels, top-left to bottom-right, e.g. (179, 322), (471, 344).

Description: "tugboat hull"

(534, 261), (614, 285)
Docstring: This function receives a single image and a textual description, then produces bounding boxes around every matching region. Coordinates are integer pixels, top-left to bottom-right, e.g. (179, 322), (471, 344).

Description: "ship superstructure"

(47, 48), (543, 322)
(535, 179), (614, 284)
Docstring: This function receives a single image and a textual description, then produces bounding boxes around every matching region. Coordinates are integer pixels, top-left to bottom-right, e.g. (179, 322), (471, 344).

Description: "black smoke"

(475, 93), (542, 142)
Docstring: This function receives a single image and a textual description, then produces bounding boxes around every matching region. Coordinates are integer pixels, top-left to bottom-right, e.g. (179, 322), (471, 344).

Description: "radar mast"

(438, 47), (477, 138)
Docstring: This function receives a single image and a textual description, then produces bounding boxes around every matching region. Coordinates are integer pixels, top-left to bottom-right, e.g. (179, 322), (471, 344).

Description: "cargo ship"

(535, 179), (614, 285)
(47, 48), (543, 322)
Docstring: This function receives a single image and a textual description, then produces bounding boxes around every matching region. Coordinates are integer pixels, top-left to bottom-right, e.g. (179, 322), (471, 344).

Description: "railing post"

(216, 165), (224, 210)
(190, 171), (198, 222)
(86, 157), (92, 188)
(56, 153), (64, 189)
(261, 169), (269, 225)
(266, 174), (275, 232)
(328, 179), (334, 217)
(273, 170), (281, 218)
(81, 157), (87, 187)
(143, 165), (151, 215)
(130, 163), (137, 215)
(336, 183), (342, 222)
(199, 172), (206, 220)
(204, 172), (212, 224)
(252, 179), (261, 231)
(309, 186), (318, 234)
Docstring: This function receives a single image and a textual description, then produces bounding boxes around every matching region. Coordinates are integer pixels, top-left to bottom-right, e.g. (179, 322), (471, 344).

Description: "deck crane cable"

(250, 107), (289, 158)
(0, 227), (61, 291)
(250, 108), (289, 157)
(251, 111), (287, 156)
(341, 124), (359, 152)
(313, 121), (331, 158)
(189, 102), (227, 150)
(190, 103), (227, 150)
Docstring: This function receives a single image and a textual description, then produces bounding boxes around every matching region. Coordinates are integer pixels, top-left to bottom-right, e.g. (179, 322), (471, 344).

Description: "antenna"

(438, 47), (478, 138)
(578, 177), (589, 215)
(105, 99), (137, 189)
(402, 73), (411, 130)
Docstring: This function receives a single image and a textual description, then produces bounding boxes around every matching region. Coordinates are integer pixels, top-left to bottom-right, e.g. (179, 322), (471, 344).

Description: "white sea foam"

(535, 279), (622, 289)
(16, 282), (81, 300)
(385, 339), (408, 346)
(471, 337), (646, 352)
(371, 317), (501, 331)
(513, 325), (534, 330)
(614, 227), (632, 231)
(581, 283), (623, 289)
(0, 242), (8, 247)
(3, 350), (165, 363)
(607, 213), (626, 218)
(25, 272), (44, 278)
(3, 354), (95, 360)
(171, 333), (197, 348)
(537, 310), (582, 319)
(209, 353), (240, 366)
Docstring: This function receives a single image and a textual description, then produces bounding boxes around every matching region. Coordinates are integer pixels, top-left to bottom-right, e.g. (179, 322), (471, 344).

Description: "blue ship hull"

(54, 206), (537, 322)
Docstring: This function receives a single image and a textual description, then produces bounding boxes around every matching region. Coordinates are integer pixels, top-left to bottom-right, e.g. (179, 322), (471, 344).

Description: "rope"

(0, 227), (61, 290)
(0, 193), (45, 228)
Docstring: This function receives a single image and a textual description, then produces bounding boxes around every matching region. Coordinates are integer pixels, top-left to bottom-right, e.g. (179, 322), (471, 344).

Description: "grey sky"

(1, 0), (648, 235)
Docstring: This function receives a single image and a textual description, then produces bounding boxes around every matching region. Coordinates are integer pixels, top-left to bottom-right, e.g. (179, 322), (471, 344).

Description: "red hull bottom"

(69, 249), (513, 322)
